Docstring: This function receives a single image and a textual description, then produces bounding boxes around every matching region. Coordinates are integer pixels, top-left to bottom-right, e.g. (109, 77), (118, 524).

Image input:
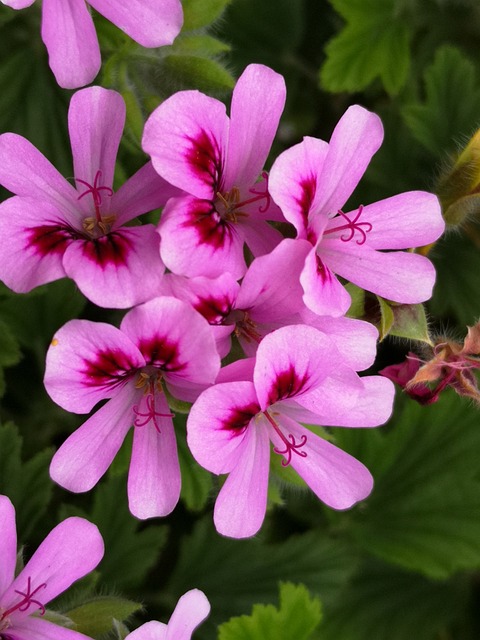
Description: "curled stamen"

(133, 393), (174, 433)
(0, 577), (47, 621)
(324, 205), (372, 245)
(263, 410), (308, 467)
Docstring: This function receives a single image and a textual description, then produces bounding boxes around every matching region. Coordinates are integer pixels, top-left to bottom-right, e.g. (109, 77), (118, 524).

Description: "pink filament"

(0, 577), (47, 620)
(133, 393), (174, 434)
(323, 205), (372, 245)
(263, 410), (307, 466)
(235, 172), (271, 212)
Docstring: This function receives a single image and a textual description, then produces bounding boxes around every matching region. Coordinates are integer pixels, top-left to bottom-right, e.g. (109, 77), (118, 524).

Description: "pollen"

(51, 338), (59, 346)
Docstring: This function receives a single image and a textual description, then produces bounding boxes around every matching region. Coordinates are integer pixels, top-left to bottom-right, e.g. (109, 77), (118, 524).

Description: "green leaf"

(320, 0), (411, 95)
(0, 318), (21, 367)
(376, 298), (431, 343)
(177, 427), (213, 512)
(182, 0), (233, 30)
(402, 46), (480, 155)
(376, 296), (395, 340)
(345, 283), (366, 319)
(66, 596), (143, 639)
(171, 34), (231, 57)
(336, 392), (480, 579)
(162, 55), (235, 93)
(218, 582), (322, 640)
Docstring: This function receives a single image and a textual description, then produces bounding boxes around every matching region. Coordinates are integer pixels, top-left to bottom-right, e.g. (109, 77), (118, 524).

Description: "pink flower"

(142, 64), (287, 280)
(125, 589), (210, 640)
(268, 105), (445, 316)
(0, 494), (104, 640)
(187, 325), (395, 538)
(0, 86), (179, 308)
(1, 0), (183, 89)
(44, 297), (220, 519)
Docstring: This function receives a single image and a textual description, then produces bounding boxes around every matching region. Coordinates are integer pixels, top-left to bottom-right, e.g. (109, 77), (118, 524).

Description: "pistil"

(263, 410), (307, 466)
(215, 171), (271, 222)
(76, 170), (116, 237)
(323, 205), (372, 245)
(0, 577), (47, 623)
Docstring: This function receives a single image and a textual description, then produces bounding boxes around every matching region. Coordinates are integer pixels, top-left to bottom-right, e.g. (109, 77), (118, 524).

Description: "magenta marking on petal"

(79, 232), (133, 269)
(0, 577), (47, 622)
(315, 255), (335, 284)
(82, 349), (136, 388)
(133, 392), (174, 433)
(194, 295), (233, 325)
(184, 199), (235, 250)
(324, 205), (372, 245)
(27, 224), (76, 257)
(267, 364), (310, 405)
(137, 337), (185, 372)
(263, 410), (307, 467)
(295, 175), (316, 229)
(184, 129), (223, 192)
(222, 401), (260, 434)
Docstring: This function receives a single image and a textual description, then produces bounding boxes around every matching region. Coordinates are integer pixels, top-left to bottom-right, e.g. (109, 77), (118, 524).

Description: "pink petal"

(89, 0), (183, 47)
(166, 589), (211, 640)
(128, 393), (181, 519)
(213, 421), (270, 538)
(5, 517), (103, 616)
(271, 416), (373, 509)
(168, 272), (239, 325)
(44, 319), (143, 413)
(49, 383), (140, 492)
(69, 86), (125, 195)
(240, 218), (283, 258)
(216, 358), (256, 383)
(224, 64), (286, 190)
(300, 245), (351, 317)
(12, 616), (95, 640)
(269, 136), (329, 237)
(312, 105), (384, 215)
(187, 381), (259, 474)
(2, 0), (36, 8)
(158, 196), (246, 279)
(320, 241), (438, 304)
(143, 91), (228, 199)
(41, 0), (101, 89)
(62, 225), (166, 308)
(126, 621), (167, 640)
(0, 495), (16, 598)
(0, 134), (79, 221)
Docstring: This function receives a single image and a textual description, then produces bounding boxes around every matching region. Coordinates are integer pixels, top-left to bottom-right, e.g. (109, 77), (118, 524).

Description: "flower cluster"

(0, 64), (445, 542)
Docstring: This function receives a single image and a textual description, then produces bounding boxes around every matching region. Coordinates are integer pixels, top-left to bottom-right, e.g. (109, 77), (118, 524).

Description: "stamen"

(215, 172), (271, 222)
(263, 410), (307, 467)
(133, 392), (174, 433)
(323, 205), (372, 245)
(76, 170), (115, 236)
(234, 313), (262, 344)
(0, 577), (47, 621)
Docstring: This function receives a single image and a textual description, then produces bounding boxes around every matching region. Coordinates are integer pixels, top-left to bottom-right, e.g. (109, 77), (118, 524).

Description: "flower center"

(133, 372), (174, 433)
(76, 170), (116, 238)
(323, 205), (372, 245)
(263, 410), (307, 466)
(214, 171), (271, 223)
(234, 312), (263, 344)
(0, 577), (47, 629)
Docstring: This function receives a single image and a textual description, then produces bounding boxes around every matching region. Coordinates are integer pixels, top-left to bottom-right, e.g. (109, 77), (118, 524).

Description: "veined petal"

(89, 0), (183, 47)
(44, 319), (143, 413)
(320, 241), (438, 304)
(143, 91), (228, 199)
(300, 245), (351, 317)
(0, 134), (79, 220)
(0, 495), (16, 598)
(128, 392), (180, 519)
(126, 621), (167, 640)
(254, 325), (342, 410)
(187, 381), (260, 474)
(166, 590), (210, 640)
(69, 86), (125, 195)
(224, 64), (286, 190)
(213, 421), (270, 538)
(312, 105), (384, 215)
(5, 517), (103, 616)
(49, 383), (140, 492)
(2, 0), (36, 8)
(62, 225), (165, 308)
(113, 162), (181, 225)
(158, 196), (246, 279)
(240, 218), (283, 258)
(269, 136), (329, 237)
(12, 616), (95, 640)
(168, 272), (239, 325)
(272, 416), (373, 509)
(41, 0), (101, 89)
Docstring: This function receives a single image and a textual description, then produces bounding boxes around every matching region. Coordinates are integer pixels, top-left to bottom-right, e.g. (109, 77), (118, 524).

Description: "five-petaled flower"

(0, 494), (103, 640)
(187, 325), (394, 538)
(0, 86), (179, 308)
(44, 296), (220, 519)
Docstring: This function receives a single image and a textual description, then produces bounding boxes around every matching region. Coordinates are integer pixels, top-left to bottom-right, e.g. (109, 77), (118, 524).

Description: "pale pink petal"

(143, 92), (228, 199)
(187, 382), (259, 474)
(41, 0), (100, 89)
(240, 218), (283, 258)
(44, 319), (143, 413)
(126, 621), (167, 640)
(320, 241), (437, 304)
(62, 225), (165, 308)
(166, 589), (211, 640)
(0, 495), (16, 597)
(344, 191), (445, 250)
(69, 86), (125, 194)
(224, 64), (286, 190)
(0, 197), (72, 292)
(113, 162), (182, 225)
(0, 134), (79, 220)
(269, 136), (329, 237)
(49, 383), (139, 492)
(312, 105), (384, 215)
(2, 0), (36, 8)
(270, 416), (374, 509)
(213, 421), (270, 538)
(120, 296), (220, 386)
(158, 196), (246, 279)
(5, 517), (103, 616)
(128, 393), (180, 519)
(89, 0), (183, 47)
(254, 324), (343, 410)
(216, 358), (255, 383)
(12, 616), (95, 640)
(300, 245), (351, 317)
